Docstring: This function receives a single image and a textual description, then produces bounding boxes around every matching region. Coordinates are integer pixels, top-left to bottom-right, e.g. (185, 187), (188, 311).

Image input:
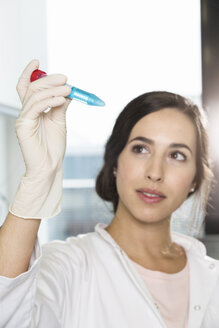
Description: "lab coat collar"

(95, 222), (206, 256)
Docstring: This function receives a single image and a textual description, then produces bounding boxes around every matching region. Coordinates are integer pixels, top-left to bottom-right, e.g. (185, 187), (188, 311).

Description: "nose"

(145, 156), (164, 183)
(147, 175), (162, 183)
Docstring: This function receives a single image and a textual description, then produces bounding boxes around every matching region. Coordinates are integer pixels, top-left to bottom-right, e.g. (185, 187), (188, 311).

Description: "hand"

(15, 59), (72, 177)
(9, 59), (72, 218)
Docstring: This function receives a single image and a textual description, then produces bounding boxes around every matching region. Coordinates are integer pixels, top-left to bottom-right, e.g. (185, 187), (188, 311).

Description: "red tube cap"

(30, 69), (47, 82)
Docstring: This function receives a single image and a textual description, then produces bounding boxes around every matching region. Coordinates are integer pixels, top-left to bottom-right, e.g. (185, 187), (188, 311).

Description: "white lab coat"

(0, 222), (219, 328)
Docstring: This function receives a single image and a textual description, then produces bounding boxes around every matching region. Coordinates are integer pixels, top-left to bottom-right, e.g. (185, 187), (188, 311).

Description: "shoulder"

(172, 230), (210, 257)
(40, 231), (102, 268)
(172, 230), (219, 267)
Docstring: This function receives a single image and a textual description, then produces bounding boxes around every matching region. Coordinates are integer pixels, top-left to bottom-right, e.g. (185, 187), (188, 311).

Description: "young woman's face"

(115, 108), (197, 224)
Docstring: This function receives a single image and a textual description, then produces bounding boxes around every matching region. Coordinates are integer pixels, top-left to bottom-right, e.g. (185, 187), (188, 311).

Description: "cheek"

(115, 155), (142, 198)
(167, 166), (196, 195)
(117, 154), (143, 182)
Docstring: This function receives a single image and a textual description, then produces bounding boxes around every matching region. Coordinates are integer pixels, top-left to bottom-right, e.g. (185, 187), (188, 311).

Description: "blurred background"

(0, 0), (218, 258)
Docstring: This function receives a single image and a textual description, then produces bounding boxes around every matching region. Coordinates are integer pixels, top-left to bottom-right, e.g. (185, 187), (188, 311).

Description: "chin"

(131, 208), (171, 224)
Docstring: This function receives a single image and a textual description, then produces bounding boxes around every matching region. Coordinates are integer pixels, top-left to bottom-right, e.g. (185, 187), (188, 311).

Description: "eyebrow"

(128, 136), (193, 155)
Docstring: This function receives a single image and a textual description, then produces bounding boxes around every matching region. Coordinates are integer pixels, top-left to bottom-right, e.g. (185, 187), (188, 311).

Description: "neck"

(105, 213), (182, 261)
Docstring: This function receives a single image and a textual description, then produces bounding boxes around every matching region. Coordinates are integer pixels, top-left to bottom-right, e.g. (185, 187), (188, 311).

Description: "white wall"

(47, 0), (202, 154)
(0, 0), (48, 109)
(0, 115), (8, 224)
(0, 0), (48, 213)
(0, 116), (7, 196)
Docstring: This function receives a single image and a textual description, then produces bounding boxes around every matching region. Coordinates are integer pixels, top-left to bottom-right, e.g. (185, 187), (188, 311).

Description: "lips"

(137, 188), (166, 204)
(137, 188), (166, 198)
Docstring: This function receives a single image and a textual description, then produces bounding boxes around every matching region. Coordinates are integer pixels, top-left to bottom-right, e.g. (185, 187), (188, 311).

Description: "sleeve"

(31, 238), (87, 328)
(0, 237), (87, 328)
(0, 237), (42, 328)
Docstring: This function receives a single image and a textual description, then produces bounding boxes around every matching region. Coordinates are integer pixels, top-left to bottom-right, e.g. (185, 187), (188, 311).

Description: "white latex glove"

(9, 59), (72, 219)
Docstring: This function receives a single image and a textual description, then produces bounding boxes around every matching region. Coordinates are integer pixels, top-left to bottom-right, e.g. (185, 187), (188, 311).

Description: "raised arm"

(0, 59), (71, 278)
(0, 213), (41, 277)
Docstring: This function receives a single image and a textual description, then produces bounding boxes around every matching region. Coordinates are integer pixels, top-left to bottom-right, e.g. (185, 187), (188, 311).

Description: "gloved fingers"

(48, 98), (72, 122)
(20, 96), (67, 121)
(16, 59), (40, 103)
(21, 85), (71, 115)
(23, 74), (68, 104)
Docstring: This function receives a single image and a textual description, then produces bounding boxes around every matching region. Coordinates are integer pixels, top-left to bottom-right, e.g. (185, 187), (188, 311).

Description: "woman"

(0, 59), (218, 328)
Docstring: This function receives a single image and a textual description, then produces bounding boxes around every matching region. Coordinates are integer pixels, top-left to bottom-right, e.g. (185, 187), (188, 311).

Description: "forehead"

(128, 108), (197, 150)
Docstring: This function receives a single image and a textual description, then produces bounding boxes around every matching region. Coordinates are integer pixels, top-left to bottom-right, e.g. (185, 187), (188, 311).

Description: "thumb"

(17, 59), (40, 103)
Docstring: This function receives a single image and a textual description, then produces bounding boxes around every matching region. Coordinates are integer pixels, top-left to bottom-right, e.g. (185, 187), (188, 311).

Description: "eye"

(170, 151), (187, 161)
(132, 144), (148, 154)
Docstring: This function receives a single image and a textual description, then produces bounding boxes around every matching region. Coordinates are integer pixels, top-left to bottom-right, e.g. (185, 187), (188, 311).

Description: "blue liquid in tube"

(66, 84), (105, 107)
